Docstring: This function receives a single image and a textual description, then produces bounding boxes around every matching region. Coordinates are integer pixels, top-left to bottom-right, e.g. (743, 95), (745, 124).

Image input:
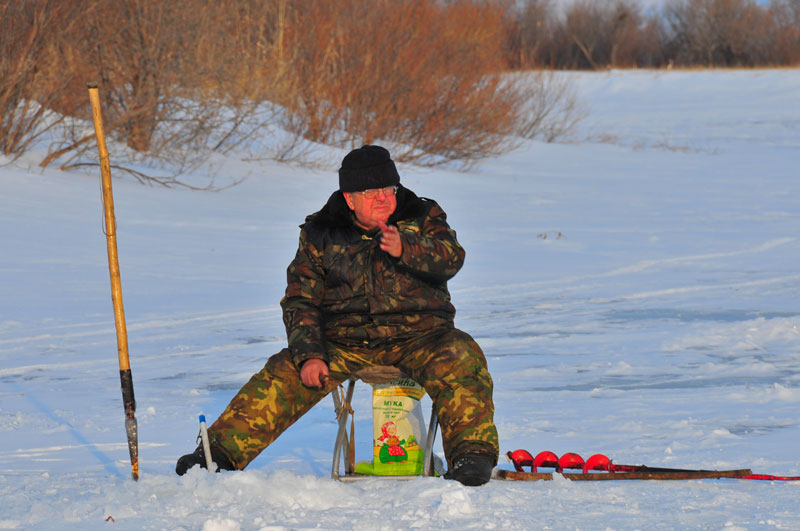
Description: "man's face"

(343, 186), (397, 230)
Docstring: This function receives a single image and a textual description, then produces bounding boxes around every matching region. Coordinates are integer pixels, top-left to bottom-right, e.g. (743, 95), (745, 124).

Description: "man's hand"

(300, 358), (329, 388)
(378, 222), (402, 258)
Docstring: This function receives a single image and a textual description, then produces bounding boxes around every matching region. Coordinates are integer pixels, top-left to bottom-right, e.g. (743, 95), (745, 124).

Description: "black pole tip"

(87, 82), (98, 89)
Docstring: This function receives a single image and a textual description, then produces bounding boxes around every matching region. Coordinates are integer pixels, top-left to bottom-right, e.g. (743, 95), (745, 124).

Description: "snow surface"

(2, 69), (800, 530)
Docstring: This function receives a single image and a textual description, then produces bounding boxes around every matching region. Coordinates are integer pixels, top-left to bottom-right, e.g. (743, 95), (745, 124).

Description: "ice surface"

(2, 69), (799, 529)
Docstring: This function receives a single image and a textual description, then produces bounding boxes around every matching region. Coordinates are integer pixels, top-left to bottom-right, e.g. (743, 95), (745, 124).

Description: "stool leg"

(331, 378), (356, 479)
(422, 404), (439, 477)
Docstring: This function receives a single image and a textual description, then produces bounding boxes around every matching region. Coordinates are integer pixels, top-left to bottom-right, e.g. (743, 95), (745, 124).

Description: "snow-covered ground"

(2, 69), (799, 530)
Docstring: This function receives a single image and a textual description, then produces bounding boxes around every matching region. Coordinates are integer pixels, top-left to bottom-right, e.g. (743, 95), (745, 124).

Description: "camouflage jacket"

(281, 186), (465, 368)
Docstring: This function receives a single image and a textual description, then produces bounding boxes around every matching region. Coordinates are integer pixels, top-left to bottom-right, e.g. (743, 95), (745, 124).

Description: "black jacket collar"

(304, 185), (431, 230)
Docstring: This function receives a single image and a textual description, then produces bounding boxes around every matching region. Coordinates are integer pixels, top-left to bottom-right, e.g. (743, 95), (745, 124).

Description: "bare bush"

(0, 0), (80, 160)
(190, 0), (306, 161)
(273, 0), (527, 166)
(3, 0), (587, 184)
(514, 72), (585, 142)
(34, 0), (276, 187)
(41, 1), (210, 173)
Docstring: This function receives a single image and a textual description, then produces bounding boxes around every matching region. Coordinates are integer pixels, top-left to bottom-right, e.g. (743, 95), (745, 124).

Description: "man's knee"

(217, 348), (326, 426)
(264, 347), (300, 377)
(424, 328), (490, 381)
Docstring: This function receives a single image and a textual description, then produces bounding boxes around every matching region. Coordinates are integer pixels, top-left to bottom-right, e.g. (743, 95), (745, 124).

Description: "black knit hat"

(338, 145), (400, 192)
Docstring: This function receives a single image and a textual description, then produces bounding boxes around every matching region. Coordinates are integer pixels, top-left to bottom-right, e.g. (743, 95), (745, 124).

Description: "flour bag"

(354, 377), (427, 475)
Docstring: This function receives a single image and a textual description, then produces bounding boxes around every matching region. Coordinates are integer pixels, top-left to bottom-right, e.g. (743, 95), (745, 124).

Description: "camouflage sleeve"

(396, 203), (465, 283)
(280, 228), (327, 369)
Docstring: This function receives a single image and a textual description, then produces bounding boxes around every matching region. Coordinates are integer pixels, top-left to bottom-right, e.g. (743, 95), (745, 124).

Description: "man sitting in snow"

(176, 145), (499, 486)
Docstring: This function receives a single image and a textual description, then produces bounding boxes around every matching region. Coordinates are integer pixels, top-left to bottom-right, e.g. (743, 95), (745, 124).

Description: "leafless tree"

(769, 0), (800, 64)
(515, 0), (556, 68)
(664, 0), (776, 66)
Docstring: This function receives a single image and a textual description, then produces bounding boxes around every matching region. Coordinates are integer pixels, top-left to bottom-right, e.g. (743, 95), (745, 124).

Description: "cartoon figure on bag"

(378, 421), (408, 463)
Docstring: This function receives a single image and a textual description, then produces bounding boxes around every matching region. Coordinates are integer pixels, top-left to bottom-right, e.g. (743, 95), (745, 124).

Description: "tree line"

(507, 0), (800, 70)
(1, 0), (796, 185)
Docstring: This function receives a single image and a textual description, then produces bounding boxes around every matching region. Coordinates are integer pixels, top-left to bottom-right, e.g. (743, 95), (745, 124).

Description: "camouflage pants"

(208, 327), (498, 470)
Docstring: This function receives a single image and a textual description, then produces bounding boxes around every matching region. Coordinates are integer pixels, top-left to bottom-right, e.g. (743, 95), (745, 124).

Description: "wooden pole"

(88, 83), (139, 481)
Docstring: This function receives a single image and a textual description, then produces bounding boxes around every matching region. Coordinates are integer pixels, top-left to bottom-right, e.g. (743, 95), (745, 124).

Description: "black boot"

(443, 453), (495, 486)
(175, 444), (236, 476)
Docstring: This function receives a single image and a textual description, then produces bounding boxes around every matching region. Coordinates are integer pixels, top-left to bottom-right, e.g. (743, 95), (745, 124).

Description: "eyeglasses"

(353, 186), (397, 199)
